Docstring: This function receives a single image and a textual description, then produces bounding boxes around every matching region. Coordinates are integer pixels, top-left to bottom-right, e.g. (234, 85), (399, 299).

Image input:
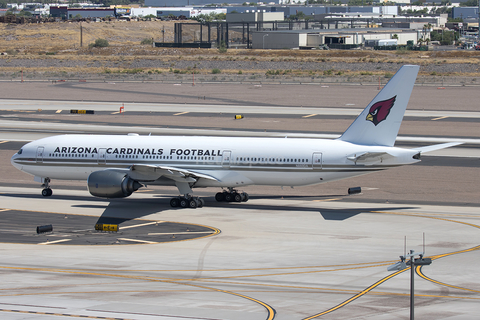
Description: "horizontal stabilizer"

(413, 142), (464, 154)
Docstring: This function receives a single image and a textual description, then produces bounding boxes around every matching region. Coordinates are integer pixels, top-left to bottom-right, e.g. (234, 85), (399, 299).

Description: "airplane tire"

(225, 193), (233, 202)
(180, 198), (188, 208)
(189, 199), (198, 209)
(42, 188), (52, 197)
(234, 193), (242, 202)
(170, 198), (179, 207)
(215, 192), (225, 202)
(243, 193), (249, 202)
(198, 198), (205, 207)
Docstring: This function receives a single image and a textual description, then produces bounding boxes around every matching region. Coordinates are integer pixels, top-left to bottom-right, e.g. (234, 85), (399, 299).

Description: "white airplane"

(11, 65), (460, 208)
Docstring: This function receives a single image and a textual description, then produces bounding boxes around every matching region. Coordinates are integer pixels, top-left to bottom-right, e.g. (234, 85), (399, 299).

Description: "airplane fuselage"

(11, 134), (419, 189)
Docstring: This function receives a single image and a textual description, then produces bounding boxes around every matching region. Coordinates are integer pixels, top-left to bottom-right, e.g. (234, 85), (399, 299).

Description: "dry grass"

(0, 20), (179, 51)
(1, 20), (480, 77)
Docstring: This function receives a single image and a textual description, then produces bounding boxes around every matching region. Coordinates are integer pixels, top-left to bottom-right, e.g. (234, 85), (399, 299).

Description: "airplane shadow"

(1, 192), (417, 225)
(1, 192), (166, 226)
(86, 198), (168, 225)
(220, 202), (415, 221)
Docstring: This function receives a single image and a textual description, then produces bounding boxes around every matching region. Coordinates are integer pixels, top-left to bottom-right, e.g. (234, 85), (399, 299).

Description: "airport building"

(251, 28), (421, 49)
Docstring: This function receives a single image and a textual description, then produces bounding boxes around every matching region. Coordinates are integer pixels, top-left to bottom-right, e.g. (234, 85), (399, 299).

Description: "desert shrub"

(218, 41), (227, 53)
(5, 49), (18, 55)
(90, 38), (109, 48)
(141, 38), (153, 45)
(323, 69), (333, 76)
(212, 68), (221, 74)
(123, 68), (143, 74)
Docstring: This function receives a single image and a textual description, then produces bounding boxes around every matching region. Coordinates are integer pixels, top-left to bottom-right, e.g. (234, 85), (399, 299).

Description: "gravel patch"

(0, 56), (479, 85)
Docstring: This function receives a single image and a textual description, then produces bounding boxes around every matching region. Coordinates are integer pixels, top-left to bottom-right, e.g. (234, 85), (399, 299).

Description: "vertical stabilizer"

(338, 65), (419, 147)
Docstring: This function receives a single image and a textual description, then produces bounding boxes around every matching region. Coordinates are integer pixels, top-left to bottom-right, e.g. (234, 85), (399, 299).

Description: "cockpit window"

(17, 149), (23, 155)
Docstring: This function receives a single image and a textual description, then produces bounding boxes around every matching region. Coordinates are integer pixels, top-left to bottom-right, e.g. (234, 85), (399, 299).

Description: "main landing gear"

(41, 178), (53, 197)
(215, 189), (249, 203)
(170, 195), (205, 209)
(170, 189), (249, 208)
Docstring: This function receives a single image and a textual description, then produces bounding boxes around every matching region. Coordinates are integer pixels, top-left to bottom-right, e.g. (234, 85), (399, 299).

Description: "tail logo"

(366, 96), (396, 126)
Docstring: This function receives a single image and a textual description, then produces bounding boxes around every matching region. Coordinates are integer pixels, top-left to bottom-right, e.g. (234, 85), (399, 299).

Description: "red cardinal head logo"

(366, 96), (396, 126)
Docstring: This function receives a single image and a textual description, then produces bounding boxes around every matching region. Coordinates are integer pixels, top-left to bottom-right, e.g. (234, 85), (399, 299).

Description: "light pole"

(263, 33), (269, 49)
(388, 249), (432, 320)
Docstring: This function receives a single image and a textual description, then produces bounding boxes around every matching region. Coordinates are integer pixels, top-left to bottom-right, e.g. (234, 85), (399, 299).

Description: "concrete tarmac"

(0, 187), (479, 320)
(0, 81), (479, 320)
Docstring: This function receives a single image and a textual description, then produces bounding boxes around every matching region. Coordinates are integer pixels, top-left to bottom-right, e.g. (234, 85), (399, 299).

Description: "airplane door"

(222, 150), (231, 169)
(312, 152), (322, 169)
(97, 148), (107, 165)
(36, 147), (44, 163)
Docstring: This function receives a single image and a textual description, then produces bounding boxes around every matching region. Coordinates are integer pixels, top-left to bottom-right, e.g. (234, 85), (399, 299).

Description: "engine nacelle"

(87, 170), (142, 198)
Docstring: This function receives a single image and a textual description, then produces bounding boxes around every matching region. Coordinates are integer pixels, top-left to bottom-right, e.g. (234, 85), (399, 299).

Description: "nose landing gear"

(41, 178), (53, 197)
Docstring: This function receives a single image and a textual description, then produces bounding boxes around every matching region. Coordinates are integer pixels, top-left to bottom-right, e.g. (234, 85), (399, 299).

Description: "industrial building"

(252, 28), (422, 49)
(452, 7), (479, 20)
(130, 7), (225, 19)
(226, 12), (284, 23)
(50, 6), (115, 19)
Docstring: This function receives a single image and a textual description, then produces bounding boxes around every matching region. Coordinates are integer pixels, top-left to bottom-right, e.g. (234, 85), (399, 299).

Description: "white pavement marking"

(38, 239), (72, 245)
(119, 221), (165, 230)
(147, 232), (214, 235)
(117, 238), (158, 244)
(432, 116), (449, 121)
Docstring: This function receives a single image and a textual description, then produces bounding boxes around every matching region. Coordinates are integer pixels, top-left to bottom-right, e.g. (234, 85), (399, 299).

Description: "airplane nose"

(11, 152), (21, 170)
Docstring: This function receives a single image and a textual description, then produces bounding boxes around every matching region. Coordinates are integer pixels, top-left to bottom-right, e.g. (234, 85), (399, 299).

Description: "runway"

(0, 82), (479, 319)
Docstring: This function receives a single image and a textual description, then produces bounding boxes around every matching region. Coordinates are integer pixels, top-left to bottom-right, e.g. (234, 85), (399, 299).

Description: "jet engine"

(87, 170), (142, 198)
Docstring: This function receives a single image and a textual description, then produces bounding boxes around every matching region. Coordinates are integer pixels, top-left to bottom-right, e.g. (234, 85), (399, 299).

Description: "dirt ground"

(0, 21), (479, 78)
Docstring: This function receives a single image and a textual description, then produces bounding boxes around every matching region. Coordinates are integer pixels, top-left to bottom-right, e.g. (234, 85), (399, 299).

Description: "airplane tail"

(338, 65), (420, 147)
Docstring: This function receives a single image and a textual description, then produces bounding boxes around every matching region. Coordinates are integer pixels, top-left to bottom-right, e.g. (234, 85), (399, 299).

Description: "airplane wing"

(347, 152), (394, 165)
(129, 164), (220, 183)
(412, 142), (464, 154)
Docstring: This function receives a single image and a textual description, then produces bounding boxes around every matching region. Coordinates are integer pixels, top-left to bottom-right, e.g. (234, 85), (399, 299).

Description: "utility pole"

(388, 237), (432, 320)
(80, 22), (83, 47)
